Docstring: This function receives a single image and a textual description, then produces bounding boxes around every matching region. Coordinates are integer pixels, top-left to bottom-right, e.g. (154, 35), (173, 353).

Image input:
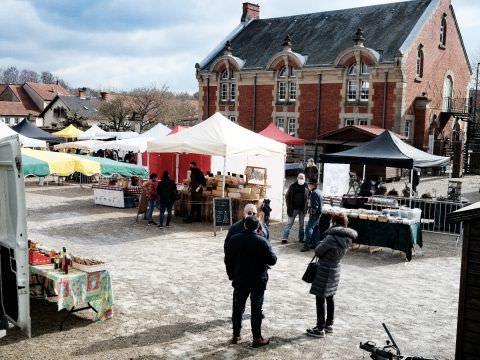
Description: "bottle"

(62, 247), (68, 274)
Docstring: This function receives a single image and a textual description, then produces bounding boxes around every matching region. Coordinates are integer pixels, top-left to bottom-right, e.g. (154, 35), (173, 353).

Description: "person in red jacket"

(144, 173), (158, 225)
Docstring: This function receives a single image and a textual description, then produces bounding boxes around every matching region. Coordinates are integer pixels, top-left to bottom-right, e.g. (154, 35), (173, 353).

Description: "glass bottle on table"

(62, 247), (68, 274)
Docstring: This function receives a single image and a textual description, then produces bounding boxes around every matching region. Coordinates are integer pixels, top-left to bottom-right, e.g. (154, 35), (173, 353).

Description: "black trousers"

(188, 192), (202, 221)
(316, 295), (334, 330)
(232, 287), (264, 338)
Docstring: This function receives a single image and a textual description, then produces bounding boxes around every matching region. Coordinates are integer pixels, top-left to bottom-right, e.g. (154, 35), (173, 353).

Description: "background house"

(196, 0), (471, 169)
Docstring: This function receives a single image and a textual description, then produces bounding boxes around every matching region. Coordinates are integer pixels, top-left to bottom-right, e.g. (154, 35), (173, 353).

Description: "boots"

(252, 336), (269, 348)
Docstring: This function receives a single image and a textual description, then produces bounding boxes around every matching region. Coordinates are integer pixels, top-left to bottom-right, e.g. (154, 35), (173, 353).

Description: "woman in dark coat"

(156, 171), (178, 228)
(307, 213), (357, 338)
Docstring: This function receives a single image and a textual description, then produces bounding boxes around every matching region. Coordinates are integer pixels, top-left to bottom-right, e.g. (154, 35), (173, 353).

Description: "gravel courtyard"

(0, 182), (466, 359)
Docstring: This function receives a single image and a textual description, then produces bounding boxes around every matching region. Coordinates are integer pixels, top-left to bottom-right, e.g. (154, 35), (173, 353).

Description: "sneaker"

(147, 222), (155, 226)
(306, 328), (325, 338)
(281, 239), (288, 244)
(252, 336), (269, 348)
(231, 335), (241, 344)
(325, 325), (333, 333)
(158, 224), (164, 228)
(165, 224), (170, 227)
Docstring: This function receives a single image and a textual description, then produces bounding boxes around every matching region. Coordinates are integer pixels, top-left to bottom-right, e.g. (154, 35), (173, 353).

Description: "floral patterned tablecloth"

(30, 264), (113, 321)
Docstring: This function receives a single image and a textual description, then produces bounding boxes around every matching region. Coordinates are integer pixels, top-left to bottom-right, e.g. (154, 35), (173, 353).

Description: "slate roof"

(201, 0), (432, 70)
(0, 84), (41, 116)
(57, 95), (102, 119)
(25, 82), (70, 101)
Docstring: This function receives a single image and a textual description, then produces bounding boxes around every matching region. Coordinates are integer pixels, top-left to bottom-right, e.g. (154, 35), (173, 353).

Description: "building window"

(219, 68), (236, 103)
(440, 15), (447, 46)
(342, 117), (369, 127)
(416, 46), (424, 78)
(287, 118), (297, 136)
(344, 118), (355, 126)
(404, 119), (412, 138)
(275, 117), (285, 131)
(358, 119), (369, 126)
(228, 116), (237, 123)
(346, 62), (370, 103)
(0, 117), (5, 124)
(347, 80), (357, 102)
(277, 65), (297, 103)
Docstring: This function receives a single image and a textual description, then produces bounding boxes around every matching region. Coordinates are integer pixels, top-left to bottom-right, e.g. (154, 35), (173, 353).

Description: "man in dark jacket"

(282, 173), (309, 244)
(224, 204), (269, 253)
(156, 171), (178, 228)
(301, 178), (323, 252)
(225, 216), (277, 347)
(184, 161), (206, 223)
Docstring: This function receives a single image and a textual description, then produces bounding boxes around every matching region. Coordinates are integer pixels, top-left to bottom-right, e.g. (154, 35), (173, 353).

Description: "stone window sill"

(344, 101), (369, 106)
(276, 101), (296, 106)
(438, 44), (446, 50)
(219, 101), (236, 105)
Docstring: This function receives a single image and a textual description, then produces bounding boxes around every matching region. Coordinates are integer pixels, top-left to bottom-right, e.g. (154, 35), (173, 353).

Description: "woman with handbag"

(306, 213), (357, 338)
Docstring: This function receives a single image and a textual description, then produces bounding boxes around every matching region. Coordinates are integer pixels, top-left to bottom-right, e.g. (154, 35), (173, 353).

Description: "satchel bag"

(302, 255), (318, 283)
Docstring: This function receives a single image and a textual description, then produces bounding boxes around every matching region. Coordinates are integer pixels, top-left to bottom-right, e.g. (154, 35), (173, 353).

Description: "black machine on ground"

(359, 323), (437, 360)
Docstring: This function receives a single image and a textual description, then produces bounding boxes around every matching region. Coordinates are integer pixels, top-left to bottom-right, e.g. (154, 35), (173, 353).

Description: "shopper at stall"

(183, 161), (206, 223)
(301, 178), (323, 252)
(156, 171), (178, 228)
(304, 158), (318, 183)
(306, 213), (357, 338)
(144, 173), (158, 226)
(282, 173), (309, 244)
(225, 215), (277, 347)
(224, 204), (269, 252)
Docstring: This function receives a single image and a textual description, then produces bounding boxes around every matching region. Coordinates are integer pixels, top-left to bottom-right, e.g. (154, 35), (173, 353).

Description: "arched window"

(440, 15), (447, 47)
(277, 65), (297, 102)
(443, 75), (453, 111)
(416, 46), (424, 78)
(346, 62), (370, 102)
(219, 68), (236, 103)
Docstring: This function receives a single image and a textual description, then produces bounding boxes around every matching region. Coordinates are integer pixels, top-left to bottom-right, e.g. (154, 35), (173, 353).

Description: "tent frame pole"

(222, 156), (226, 198)
(410, 168), (413, 207)
(362, 165), (366, 181)
(175, 153), (180, 183)
(146, 151), (150, 171)
(282, 154), (286, 225)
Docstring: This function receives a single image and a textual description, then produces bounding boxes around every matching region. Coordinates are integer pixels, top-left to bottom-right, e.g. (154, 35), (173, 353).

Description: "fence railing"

(323, 195), (466, 235)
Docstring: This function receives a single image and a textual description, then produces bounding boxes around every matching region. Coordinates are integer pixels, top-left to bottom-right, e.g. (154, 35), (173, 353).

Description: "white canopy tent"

(53, 139), (103, 152)
(147, 112), (286, 220)
(77, 125), (112, 140)
(0, 122), (46, 148)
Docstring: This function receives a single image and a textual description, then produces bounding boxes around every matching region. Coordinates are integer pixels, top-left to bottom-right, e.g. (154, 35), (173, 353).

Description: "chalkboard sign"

(213, 197), (232, 235)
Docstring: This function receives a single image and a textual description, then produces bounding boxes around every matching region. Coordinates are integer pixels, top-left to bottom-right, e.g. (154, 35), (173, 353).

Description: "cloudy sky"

(1, 0), (479, 93)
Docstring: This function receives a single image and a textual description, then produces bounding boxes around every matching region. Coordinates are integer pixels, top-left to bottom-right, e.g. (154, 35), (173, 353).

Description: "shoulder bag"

(302, 255), (318, 283)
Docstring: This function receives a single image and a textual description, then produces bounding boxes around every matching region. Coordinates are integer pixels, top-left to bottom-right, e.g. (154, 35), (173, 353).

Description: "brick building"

(195, 0), (471, 158)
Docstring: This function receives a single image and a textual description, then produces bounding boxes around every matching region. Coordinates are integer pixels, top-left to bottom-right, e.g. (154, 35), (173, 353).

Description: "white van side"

(0, 135), (31, 338)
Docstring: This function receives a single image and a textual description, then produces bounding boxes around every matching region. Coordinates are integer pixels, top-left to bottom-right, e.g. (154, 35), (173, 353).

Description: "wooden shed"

(448, 202), (480, 359)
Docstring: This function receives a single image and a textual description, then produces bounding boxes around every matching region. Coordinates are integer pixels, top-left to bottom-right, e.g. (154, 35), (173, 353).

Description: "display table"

(92, 185), (142, 208)
(174, 191), (261, 223)
(318, 215), (422, 261)
(30, 264), (113, 329)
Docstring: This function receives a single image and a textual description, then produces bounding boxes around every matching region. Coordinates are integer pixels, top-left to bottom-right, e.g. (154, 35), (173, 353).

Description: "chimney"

(100, 91), (108, 101)
(78, 87), (87, 98)
(241, 2), (260, 23)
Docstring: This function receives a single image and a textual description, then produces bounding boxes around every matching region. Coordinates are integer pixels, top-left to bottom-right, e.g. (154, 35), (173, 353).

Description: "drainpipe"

(206, 76), (210, 119)
(382, 71), (389, 129)
(252, 74), (257, 131)
(314, 74), (322, 162)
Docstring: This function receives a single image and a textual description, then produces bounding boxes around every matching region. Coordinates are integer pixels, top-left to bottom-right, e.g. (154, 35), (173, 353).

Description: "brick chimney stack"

(100, 91), (108, 101)
(241, 2), (260, 23)
(78, 87), (87, 98)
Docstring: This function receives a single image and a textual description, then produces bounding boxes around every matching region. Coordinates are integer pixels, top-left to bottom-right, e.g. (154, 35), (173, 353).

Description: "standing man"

(302, 178), (323, 252)
(282, 173), (309, 244)
(225, 216), (277, 347)
(224, 204), (269, 253)
(184, 161), (206, 223)
(144, 173), (158, 226)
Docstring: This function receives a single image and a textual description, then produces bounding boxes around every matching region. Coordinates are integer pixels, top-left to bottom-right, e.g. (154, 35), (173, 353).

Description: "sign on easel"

(213, 197), (232, 236)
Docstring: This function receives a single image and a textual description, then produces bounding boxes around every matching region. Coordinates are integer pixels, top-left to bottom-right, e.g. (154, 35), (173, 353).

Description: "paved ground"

(0, 179), (466, 360)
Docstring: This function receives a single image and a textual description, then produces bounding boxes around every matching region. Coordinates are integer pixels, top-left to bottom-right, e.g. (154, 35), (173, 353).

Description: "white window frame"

(347, 80), (357, 102)
(404, 119), (412, 138)
(289, 81), (297, 101)
(230, 83), (236, 101)
(275, 117), (285, 131)
(287, 117), (297, 136)
(360, 81), (370, 102)
(219, 68), (236, 103)
(277, 65), (297, 102)
(344, 118), (355, 126)
(416, 48), (424, 78)
(358, 119), (369, 126)
(278, 81), (287, 102)
(228, 115), (237, 123)
(347, 62), (370, 102)
(220, 83), (228, 102)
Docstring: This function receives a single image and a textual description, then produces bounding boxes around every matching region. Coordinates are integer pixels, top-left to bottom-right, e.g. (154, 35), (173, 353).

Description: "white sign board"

(323, 163), (350, 197)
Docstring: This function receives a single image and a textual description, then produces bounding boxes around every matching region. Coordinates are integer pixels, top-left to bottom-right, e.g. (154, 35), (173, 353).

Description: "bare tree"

(97, 95), (133, 131)
(166, 99), (197, 127)
(41, 71), (56, 84)
(130, 85), (172, 132)
(19, 69), (40, 83)
(3, 66), (19, 83)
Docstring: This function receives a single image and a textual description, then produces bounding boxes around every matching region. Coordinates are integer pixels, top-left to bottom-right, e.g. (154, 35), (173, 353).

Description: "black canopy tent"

(320, 130), (449, 169)
(320, 130), (450, 198)
(13, 119), (63, 144)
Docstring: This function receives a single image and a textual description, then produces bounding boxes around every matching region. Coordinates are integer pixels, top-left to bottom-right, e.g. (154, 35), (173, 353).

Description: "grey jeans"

(282, 209), (305, 241)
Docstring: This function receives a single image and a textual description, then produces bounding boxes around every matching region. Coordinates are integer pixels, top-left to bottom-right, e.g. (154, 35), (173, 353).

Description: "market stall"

(53, 139), (104, 153)
(52, 124), (84, 139)
(13, 119), (63, 144)
(28, 241), (113, 330)
(259, 122), (306, 164)
(147, 112), (286, 221)
(0, 122), (47, 148)
(77, 124), (113, 140)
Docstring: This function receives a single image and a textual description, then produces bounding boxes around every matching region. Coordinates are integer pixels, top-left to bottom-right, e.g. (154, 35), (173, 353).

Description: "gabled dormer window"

(440, 15), (447, 47)
(219, 68), (236, 103)
(277, 65), (297, 103)
(346, 62), (370, 103)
